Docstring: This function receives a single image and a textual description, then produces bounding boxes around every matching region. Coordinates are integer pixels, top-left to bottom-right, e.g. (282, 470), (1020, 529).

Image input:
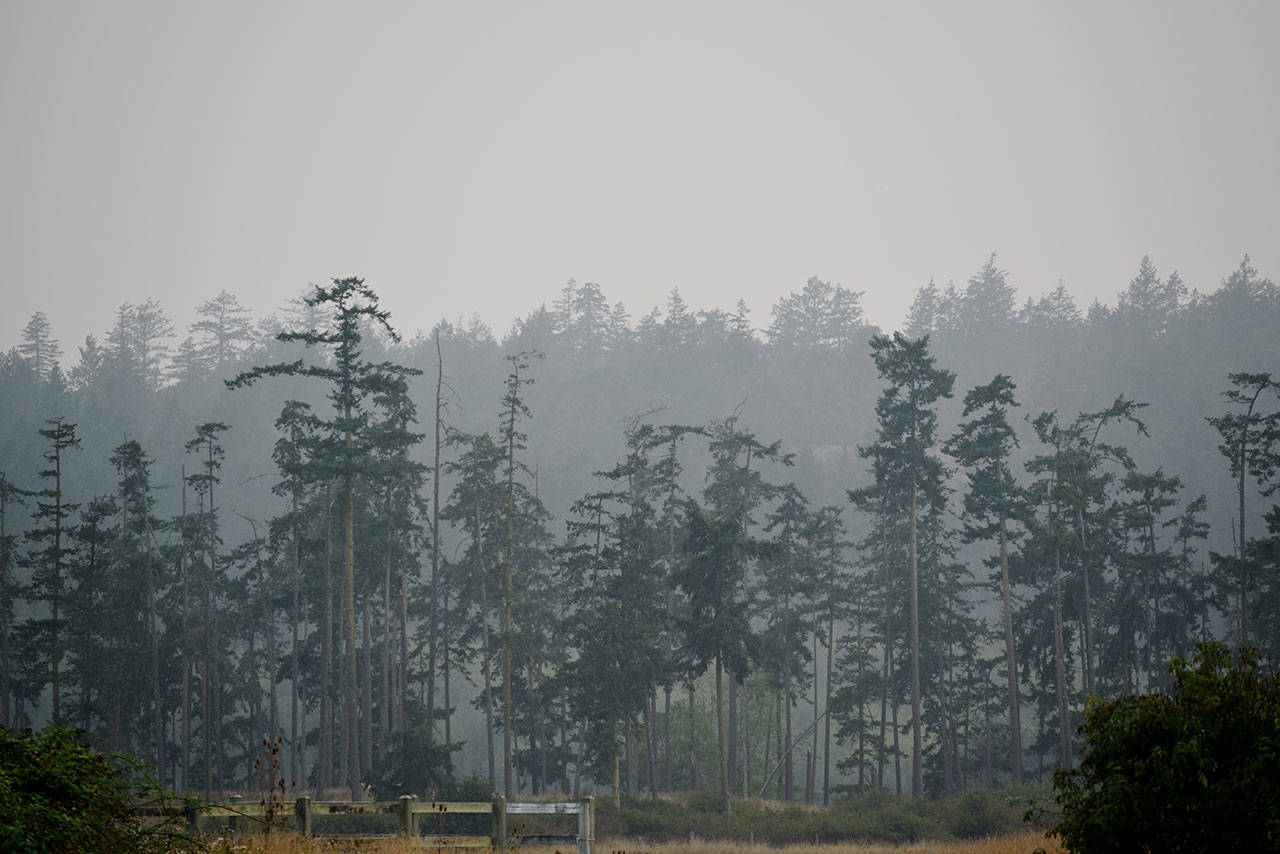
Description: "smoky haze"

(2, 1), (1277, 346)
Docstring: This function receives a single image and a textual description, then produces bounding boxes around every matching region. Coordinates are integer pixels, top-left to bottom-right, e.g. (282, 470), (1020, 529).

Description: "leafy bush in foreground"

(0, 726), (189, 854)
(1048, 642), (1280, 852)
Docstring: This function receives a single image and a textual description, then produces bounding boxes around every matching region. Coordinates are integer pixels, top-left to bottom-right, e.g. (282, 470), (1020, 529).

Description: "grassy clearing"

(209, 832), (1062, 854)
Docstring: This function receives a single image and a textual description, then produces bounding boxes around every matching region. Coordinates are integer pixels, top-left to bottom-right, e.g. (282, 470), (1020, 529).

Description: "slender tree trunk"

(199, 489), (212, 802)
(687, 682), (698, 788)
(716, 652), (729, 813)
(1152, 507), (1162, 686)
(663, 686), (673, 792)
(478, 501), (496, 788)
(892, 674), (901, 795)
(530, 659), (543, 795)
(381, 504), (392, 751)
(741, 679), (750, 797)
(856, 612), (867, 790)
(610, 716), (621, 808)
(1237, 406), (1251, 643)
(998, 516), (1022, 782)
(983, 700), (993, 787)
(645, 694), (659, 799)
(1074, 506), (1096, 696)
(180, 469), (190, 792)
(908, 487), (922, 797)
(560, 687), (569, 795)
(502, 558), (513, 800)
(810, 605), (819, 805)
(1052, 544), (1072, 770)
(290, 487), (301, 785)
(732, 676), (742, 804)
(823, 612), (834, 804)
(428, 335), (443, 729)
(320, 484), (334, 792)
(935, 600), (955, 796)
(147, 508), (162, 782)
(879, 562), (890, 791)
(50, 440), (62, 727)
(574, 716), (585, 798)
(214, 612), (225, 797)
(300, 602), (309, 788)
(362, 596), (373, 775)
(502, 372), (520, 802)
(398, 534), (409, 734)
(774, 689), (783, 798)
(343, 471), (362, 801)
(664, 468), (678, 793)
(481, 589), (495, 787)
(625, 715), (637, 798)
(267, 564), (278, 758)
(783, 604), (793, 802)
(443, 587), (452, 746)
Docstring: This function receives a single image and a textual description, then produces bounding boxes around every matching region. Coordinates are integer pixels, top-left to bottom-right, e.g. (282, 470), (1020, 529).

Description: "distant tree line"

(0, 255), (1277, 809)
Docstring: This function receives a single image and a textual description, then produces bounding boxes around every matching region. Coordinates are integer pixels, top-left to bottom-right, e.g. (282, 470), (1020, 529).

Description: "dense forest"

(1, 254), (1277, 811)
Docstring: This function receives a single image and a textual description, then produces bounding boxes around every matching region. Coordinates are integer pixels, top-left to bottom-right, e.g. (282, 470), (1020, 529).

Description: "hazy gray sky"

(3, 1), (1277, 351)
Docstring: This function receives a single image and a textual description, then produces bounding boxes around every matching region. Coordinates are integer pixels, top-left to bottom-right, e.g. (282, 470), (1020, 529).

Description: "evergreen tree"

(229, 277), (419, 800)
(945, 375), (1026, 782)
(1206, 372), (1280, 645)
(562, 422), (666, 806)
(107, 439), (164, 776)
(0, 472), (34, 729)
(440, 430), (505, 789)
(186, 421), (229, 799)
(702, 412), (791, 802)
(859, 333), (954, 795)
(757, 485), (816, 802)
(22, 418), (81, 724)
(768, 277), (868, 349)
(18, 312), (63, 380)
(676, 501), (754, 813)
(499, 353), (530, 798)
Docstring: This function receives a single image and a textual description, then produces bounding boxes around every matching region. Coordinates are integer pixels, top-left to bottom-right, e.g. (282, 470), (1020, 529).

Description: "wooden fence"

(136, 795), (594, 853)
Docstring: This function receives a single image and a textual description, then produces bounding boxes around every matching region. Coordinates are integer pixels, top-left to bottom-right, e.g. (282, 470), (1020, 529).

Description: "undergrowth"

(602, 784), (1054, 845)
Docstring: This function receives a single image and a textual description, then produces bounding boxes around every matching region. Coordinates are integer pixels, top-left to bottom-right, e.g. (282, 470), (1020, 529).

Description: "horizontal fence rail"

(135, 795), (594, 853)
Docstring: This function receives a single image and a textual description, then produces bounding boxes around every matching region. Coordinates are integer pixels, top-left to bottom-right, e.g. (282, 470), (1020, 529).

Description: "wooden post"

(493, 795), (507, 851)
(229, 793), (242, 834)
(398, 795), (417, 838)
(296, 796), (312, 836)
(578, 796), (594, 854)
(185, 803), (200, 835)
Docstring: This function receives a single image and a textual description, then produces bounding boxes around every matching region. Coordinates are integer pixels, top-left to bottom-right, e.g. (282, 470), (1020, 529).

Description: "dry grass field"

(215, 831), (1063, 854)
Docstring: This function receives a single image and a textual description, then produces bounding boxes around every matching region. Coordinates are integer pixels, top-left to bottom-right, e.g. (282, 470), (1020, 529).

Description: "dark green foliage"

(0, 726), (187, 854)
(598, 784), (1045, 844)
(1047, 641), (1280, 852)
(363, 723), (459, 801)
(4, 260), (1280, 804)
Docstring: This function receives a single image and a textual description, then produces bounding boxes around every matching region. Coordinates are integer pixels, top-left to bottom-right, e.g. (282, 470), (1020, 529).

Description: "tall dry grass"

(219, 830), (1062, 854)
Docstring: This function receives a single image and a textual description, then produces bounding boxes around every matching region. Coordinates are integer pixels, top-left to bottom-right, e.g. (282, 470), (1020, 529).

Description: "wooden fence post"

(185, 803), (200, 836)
(229, 793), (242, 834)
(296, 796), (311, 836)
(578, 796), (594, 854)
(399, 795), (417, 838)
(492, 795), (507, 851)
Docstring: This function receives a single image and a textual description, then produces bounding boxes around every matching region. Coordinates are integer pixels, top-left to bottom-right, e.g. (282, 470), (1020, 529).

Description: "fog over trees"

(1, 254), (1278, 806)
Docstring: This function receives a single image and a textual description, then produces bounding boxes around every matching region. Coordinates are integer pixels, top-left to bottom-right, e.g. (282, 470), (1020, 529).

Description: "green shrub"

(602, 784), (1039, 845)
(0, 726), (190, 854)
(1047, 641), (1280, 852)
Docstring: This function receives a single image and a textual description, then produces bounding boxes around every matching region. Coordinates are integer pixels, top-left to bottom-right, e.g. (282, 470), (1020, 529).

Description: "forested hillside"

(1, 254), (1277, 807)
